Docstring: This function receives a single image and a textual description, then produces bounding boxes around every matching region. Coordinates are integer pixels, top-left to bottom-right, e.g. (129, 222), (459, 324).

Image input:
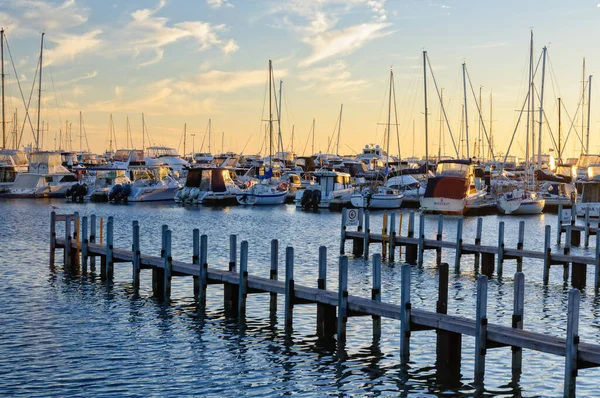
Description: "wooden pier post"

(584, 207), (590, 248)
(284, 247), (294, 335)
(106, 217), (114, 280)
(64, 214), (71, 269)
(557, 204), (563, 245)
(572, 261), (587, 288)
(81, 216), (88, 273)
(474, 275), (488, 384)
(337, 255), (349, 344)
(596, 231), (600, 291)
(436, 215), (443, 265)
(381, 212), (388, 259)
(389, 213), (396, 262)
(564, 289), (580, 397)
(417, 214), (425, 266)
(454, 217), (463, 273)
(570, 208), (581, 246)
(72, 212), (80, 268)
(317, 246), (335, 338)
(152, 224), (169, 298)
(511, 272), (525, 381)
(340, 208), (347, 255)
(229, 234), (237, 271)
(132, 221), (140, 294)
(400, 263), (411, 363)
(564, 225), (572, 282)
(99, 217), (104, 245)
(436, 262), (461, 386)
(516, 221), (525, 272)
(372, 253), (382, 339)
(50, 211), (56, 265)
(199, 234), (208, 308)
(238, 240), (249, 319)
(406, 212), (417, 264)
(224, 234), (238, 314)
(153, 226), (167, 297)
(363, 211), (370, 259)
(192, 229), (200, 300)
(270, 239), (279, 315)
(474, 217), (483, 268)
(163, 229), (172, 301)
(398, 212), (404, 257)
(89, 215), (96, 271)
(497, 221), (505, 277)
(543, 225), (552, 284)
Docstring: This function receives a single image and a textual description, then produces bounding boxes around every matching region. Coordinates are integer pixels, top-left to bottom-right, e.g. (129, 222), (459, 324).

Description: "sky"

(0, 0), (599, 161)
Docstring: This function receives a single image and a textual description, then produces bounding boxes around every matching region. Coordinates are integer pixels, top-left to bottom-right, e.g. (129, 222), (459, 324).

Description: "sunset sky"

(0, 0), (598, 161)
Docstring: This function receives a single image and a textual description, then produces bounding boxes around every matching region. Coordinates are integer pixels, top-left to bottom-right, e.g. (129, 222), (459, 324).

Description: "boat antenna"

(537, 46), (547, 174)
(336, 104), (343, 156)
(462, 62), (469, 159)
(385, 67), (392, 183)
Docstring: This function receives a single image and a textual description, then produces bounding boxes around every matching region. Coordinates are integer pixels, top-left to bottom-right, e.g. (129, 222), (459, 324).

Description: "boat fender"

(278, 182), (289, 191)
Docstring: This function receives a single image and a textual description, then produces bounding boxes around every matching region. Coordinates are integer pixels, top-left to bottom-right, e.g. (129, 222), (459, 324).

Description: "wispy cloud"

(173, 68), (288, 94)
(1, 0), (90, 34)
(127, 1), (238, 67)
(269, 0), (394, 67)
(297, 60), (369, 94)
(207, 0), (234, 8)
(300, 22), (392, 67)
(45, 29), (104, 66)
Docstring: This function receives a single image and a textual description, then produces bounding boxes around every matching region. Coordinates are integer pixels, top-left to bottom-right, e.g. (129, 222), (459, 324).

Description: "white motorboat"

(109, 165), (181, 202)
(236, 179), (288, 205)
(175, 167), (242, 206)
(10, 152), (79, 198)
(350, 185), (403, 209)
(145, 146), (189, 177)
(295, 169), (353, 210)
(420, 159), (487, 214)
(84, 168), (131, 202)
(0, 150), (29, 193)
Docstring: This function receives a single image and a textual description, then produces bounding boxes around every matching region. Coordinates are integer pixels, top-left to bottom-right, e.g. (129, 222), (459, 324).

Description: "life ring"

(278, 182), (289, 191)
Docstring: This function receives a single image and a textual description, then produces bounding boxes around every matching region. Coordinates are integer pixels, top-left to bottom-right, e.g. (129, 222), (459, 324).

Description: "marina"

(1, 1), (600, 397)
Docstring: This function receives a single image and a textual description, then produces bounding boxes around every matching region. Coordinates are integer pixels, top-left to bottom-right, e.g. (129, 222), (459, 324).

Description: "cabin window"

(45, 176), (53, 183)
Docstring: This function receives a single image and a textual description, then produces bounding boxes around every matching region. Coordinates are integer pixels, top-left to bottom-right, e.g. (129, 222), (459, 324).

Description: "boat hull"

(497, 199), (545, 215)
(350, 193), (403, 209)
(236, 191), (287, 205)
(128, 187), (180, 202)
(420, 197), (466, 215)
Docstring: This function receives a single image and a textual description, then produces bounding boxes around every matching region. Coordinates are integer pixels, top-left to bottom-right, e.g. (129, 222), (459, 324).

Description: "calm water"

(1, 199), (600, 397)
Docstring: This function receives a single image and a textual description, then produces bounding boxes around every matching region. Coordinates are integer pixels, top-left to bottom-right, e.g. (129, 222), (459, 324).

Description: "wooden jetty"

(340, 207), (600, 290)
(50, 211), (600, 397)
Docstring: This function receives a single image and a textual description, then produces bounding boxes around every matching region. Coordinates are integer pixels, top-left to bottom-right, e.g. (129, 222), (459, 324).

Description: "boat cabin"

(184, 168), (236, 192)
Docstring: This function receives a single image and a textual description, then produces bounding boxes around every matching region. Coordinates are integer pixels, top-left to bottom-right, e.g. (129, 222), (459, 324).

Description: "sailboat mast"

(208, 118), (211, 154)
(312, 118), (315, 156)
(36, 33), (44, 151)
(423, 51), (429, 174)
(291, 125), (295, 154)
(269, 60), (273, 169)
(183, 123), (187, 157)
(386, 68), (393, 177)
(142, 113), (145, 151)
(278, 80), (282, 156)
(462, 62), (469, 159)
(558, 97), (562, 163)
(79, 111), (82, 152)
(438, 89), (443, 161)
(525, 31), (532, 185)
(221, 131), (224, 154)
(581, 58), (586, 155)
(537, 46), (547, 173)
(1, 29), (5, 149)
(489, 91), (493, 161)
(586, 75), (592, 154)
(336, 104), (343, 156)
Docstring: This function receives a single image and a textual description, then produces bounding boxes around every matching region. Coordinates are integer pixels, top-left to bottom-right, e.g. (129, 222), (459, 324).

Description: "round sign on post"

(347, 209), (359, 226)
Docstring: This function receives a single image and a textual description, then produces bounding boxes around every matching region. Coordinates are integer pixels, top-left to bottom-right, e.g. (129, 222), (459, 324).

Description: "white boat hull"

(350, 192), (403, 209)
(576, 203), (600, 218)
(128, 187), (180, 202)
(237, 190), (287, 205)
(420, 197), (466, 214)
(497, 198), (545, 215)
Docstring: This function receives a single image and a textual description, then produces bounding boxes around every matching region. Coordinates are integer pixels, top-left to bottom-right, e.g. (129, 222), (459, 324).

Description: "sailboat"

(236, 60), (288, 206)
(351, 67), (403, 209)
(497, 33), (545, 215)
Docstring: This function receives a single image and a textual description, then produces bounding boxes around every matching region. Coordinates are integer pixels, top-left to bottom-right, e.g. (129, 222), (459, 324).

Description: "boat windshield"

(94, 170), (127, 179)
(132, 167), (170, 181)
(147, 147), (180, 158)
(436, 162), (470, 177)
(587, 165), (600, 180)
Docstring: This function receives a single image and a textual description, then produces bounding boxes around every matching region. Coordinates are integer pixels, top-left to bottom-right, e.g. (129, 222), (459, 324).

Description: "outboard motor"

(189, 188), (200, 204)
(120, 184), (132, 203)
(108, 184), (123, 202)
(311, 189), (322, 211)
(65, 186), (74, 199)
(301, 189), (313, 210)
(72, 184), (87, 203)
